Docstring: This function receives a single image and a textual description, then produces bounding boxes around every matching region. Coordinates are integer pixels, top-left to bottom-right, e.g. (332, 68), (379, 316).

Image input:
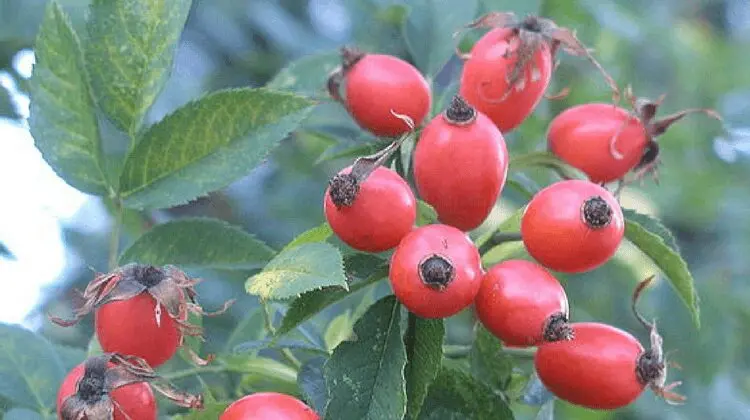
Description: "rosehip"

(220, 392), (319, 420)
(389, 224), (482, 318)
(474, 260), (570, 347)
(414, 95), (508, 231)
(521, 180), (624, 273)
(328, 46), (431, 137)
(324, 165), (416, 252)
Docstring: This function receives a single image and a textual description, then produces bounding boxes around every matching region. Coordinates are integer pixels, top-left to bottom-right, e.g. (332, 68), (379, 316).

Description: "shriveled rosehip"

(474, 260), (571, 347)
(57, 353), (202, 420)
(548, 96), (722, 183)
(327, 46), (431, 137)
(521, 180), (624, 273)
(51, 264), (233, 368)
(414, 95), (508, 231)
(220, 392), (319, 420)
(389, 224), (482, 318)
(325, 165), (416, 252)
(458, 12), (618, 133)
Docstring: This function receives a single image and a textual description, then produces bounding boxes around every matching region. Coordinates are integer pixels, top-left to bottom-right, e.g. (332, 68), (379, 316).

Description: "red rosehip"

(220, 392), (319, 420)
(521, 180), (624, 273)
(389, 224), (482, 318)
(548, 99), (722, 183)
(474, 260), (570, 347)
(414, 95), (509, 231)
(328, 47), (431, 137)
(324, 165), (416, 253)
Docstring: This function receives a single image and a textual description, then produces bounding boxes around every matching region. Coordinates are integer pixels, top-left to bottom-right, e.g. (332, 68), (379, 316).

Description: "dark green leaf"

(343, 253), (389, 280)
(298, 356), (328, 414)
(417, 200), (438, 226)
(118, 217), (275, 269)
(509, 151), (588, 180)
(85, 0), (192, 133)
(469, 325), (513, 391)
(535, 400), (555, 420)
(0, 85), (19, 120)
(623, 209), (679, 253)
(0, 323), (67, 413)
(246, 243), (347, 300)
(405, 315), (444, 420)
(276, 262), (388, 336)
(475, 206), (523, 250)
(3, 408), (44, 420)
(324, 295), (407, 420)
(520, 372), (554, 406)
(505, 175), (539, 200)
(267, 51), (340, 97)
(29, 1), (108, 196)
(481, 0), (542, 17)
(282, 223), (333, 252)
(403, 0), (479, 76)
(419, 367), (514, 420)
(625, 213), (700, 328)
(53, 345), (85, 372)
(119, 88), (314, 210)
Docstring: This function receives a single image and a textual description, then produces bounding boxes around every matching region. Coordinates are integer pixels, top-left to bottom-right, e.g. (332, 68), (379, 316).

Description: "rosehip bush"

(1, 1), (736, 419)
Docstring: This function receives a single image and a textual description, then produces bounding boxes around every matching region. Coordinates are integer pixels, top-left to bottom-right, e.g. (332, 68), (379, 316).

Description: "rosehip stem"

(478, 232), (523, 255)
(348, 113), (417, 183)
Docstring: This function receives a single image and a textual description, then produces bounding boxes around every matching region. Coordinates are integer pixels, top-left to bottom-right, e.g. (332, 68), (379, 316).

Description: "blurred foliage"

(1, 0), (749, 418)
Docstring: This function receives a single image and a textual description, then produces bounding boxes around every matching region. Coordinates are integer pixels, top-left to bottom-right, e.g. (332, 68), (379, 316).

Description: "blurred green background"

(1, 0), (749, 419)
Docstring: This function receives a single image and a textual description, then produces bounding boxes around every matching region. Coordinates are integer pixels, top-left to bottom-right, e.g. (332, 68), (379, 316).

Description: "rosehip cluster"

(323, 9), (716, 412)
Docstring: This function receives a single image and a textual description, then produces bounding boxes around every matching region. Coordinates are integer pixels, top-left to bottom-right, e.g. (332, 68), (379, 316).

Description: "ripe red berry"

(414, 95), (509, 231)
(51, 264), (233, 368)
(220, 392), (319, 420)
(328, 47), (431, 137)
(325, 165), (416, 252)
(548, 99), (722, 184)
(521, 180), (624, 273)
(474, 260), (570, 347)
(57, 353), (202, 420)
(389, 224), (482, 318)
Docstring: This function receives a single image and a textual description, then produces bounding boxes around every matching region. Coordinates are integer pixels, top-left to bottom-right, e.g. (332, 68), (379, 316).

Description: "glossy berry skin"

(57, 363), (156, 420)
(324, 166), (416, 252)
(460, 28), (553, 133)
(535, 322), (646, 409)
(220, 392), (319, 420)
(414, 111), (509, 231)
(521, 180), (624, 273)
(548, 103), (647, 183)
(345, 54), (431, 137)
(474, 260), (568, 347)
(95, 292), (182, 368)
(389, 224), (483, 318)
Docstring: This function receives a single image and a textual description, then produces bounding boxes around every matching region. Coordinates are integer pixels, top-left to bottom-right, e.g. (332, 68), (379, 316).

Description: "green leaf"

(85, 0), (192, 133)
(53, 345), (86, 372)
(170, 399), (230, 420)
(324, 310), (355, 352)
(119, 88), (315, 210)
(509, 151), (587, 180)
(535, 400), (555, 420)
(324, 295), (407, 420)
(29, 1), (108, 196)
(298, 356), (328, 415)
(469, 325), (513, 391)
(622, 209), (679, 253)
(0, 85), (19, 120)
(223, 307), (265, 354)
(475, 206), (524, 250)
(625, 213), (700, 327)
(276, 260), (388, 336)
(404, 315), (445, 420)
(417, 200), (438, 226)
(86, 336), (103, 357)
(282, 223), (333, 252)
(403, 0), (479, 76)
(233, 338), (327, 355)
(118, 217), (275, 269)
(315, 140), (383, 164)
(481, 0), (542, 17)
(246, 243), (347, 300)
(267, 51), (340, 97)
(0, 323), (67, 413)
(419, 367), (514, 420)
(3, 408), (44, 420)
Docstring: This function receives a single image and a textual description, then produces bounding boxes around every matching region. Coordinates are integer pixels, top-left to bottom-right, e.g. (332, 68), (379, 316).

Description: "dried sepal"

(326, 46), (366, 105)
(59, 353), (203, 420)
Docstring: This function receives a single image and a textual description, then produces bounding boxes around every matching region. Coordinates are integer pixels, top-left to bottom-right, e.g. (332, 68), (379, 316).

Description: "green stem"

(108, 198), (124, 270)
(478, 232), (523, 255)
(262, 301), (302, 369)
(162, 360), (297, 386)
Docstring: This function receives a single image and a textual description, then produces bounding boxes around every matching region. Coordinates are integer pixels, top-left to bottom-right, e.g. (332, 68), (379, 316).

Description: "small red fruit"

(414, 95), (509, 231)
(51, 264), (233, 368)
(548, 95), (722, 183)
(521, 179), (624, 273)
(458, 12), (618, 133)
(325, 165), (416, 252)
(328, 46), (431, 137)
(389, 224), (482, 318)
(220, 392), (319, 420)
(474, 260), (571, 347)
(57, 353), (202, 419)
